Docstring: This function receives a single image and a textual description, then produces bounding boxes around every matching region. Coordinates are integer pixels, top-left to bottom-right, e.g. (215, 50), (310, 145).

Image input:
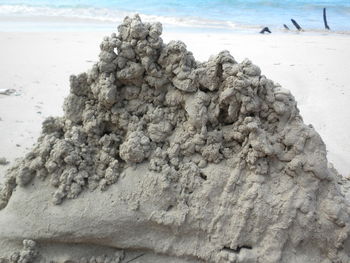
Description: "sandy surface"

(0, 31), (349, 177)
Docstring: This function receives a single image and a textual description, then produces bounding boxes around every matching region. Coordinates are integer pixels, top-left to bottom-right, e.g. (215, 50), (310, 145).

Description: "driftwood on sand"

(323, 7), (330, 30)
(259, 26), (271, 34)
(291, 18), (302, 31)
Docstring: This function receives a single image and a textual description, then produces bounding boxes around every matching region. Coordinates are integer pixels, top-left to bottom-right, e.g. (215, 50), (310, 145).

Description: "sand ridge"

(0, 15), (350, 263)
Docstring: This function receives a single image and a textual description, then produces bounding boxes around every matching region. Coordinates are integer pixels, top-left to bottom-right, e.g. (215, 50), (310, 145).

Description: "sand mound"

(1, 15), (350, 263)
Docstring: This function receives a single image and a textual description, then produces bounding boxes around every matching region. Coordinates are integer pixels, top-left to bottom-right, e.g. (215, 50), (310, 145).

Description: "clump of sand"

(0, 15), (350, 263)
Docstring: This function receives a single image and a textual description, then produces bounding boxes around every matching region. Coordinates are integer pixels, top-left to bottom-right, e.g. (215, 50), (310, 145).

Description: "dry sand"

(0, 30), (349, 178)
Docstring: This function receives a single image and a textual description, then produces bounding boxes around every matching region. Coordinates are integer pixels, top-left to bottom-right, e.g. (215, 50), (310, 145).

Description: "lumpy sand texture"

(1, 15), (350, 263)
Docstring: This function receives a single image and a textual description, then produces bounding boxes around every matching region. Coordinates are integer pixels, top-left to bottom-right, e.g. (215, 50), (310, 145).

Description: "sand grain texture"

(0, 15), (350, 263)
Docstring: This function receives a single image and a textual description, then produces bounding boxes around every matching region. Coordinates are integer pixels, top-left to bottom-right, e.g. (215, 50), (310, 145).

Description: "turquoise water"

(0, 0), (349, 32)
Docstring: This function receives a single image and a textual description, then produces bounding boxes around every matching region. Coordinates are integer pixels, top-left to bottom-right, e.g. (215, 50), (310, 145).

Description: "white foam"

(0, 4), (241, 30)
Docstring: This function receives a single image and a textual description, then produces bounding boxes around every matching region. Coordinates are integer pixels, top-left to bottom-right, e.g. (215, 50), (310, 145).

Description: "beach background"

(0, 0), (349, 177)
(0, 0), (350, 33)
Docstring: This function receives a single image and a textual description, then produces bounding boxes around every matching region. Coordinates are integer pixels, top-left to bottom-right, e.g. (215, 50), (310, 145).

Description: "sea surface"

(0, 0), (349, 32)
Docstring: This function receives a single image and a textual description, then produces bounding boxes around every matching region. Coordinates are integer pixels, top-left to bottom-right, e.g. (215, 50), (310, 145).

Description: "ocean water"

(0, 0), (349, 32)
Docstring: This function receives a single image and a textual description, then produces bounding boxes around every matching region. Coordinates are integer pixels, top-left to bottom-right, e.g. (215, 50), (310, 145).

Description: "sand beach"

(1, 1), (350, 262)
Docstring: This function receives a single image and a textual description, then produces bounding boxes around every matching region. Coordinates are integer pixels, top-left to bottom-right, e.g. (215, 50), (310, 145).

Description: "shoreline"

(0, 29), (349, 178)
(1, 15), (350, 35)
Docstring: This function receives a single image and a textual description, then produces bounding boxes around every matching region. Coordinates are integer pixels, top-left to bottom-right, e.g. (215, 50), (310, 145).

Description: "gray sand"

(0, 15), (350, 263)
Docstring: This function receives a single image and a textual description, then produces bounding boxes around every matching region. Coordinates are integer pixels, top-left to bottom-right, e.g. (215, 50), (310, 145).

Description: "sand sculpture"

(0, 15), (350, 263)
